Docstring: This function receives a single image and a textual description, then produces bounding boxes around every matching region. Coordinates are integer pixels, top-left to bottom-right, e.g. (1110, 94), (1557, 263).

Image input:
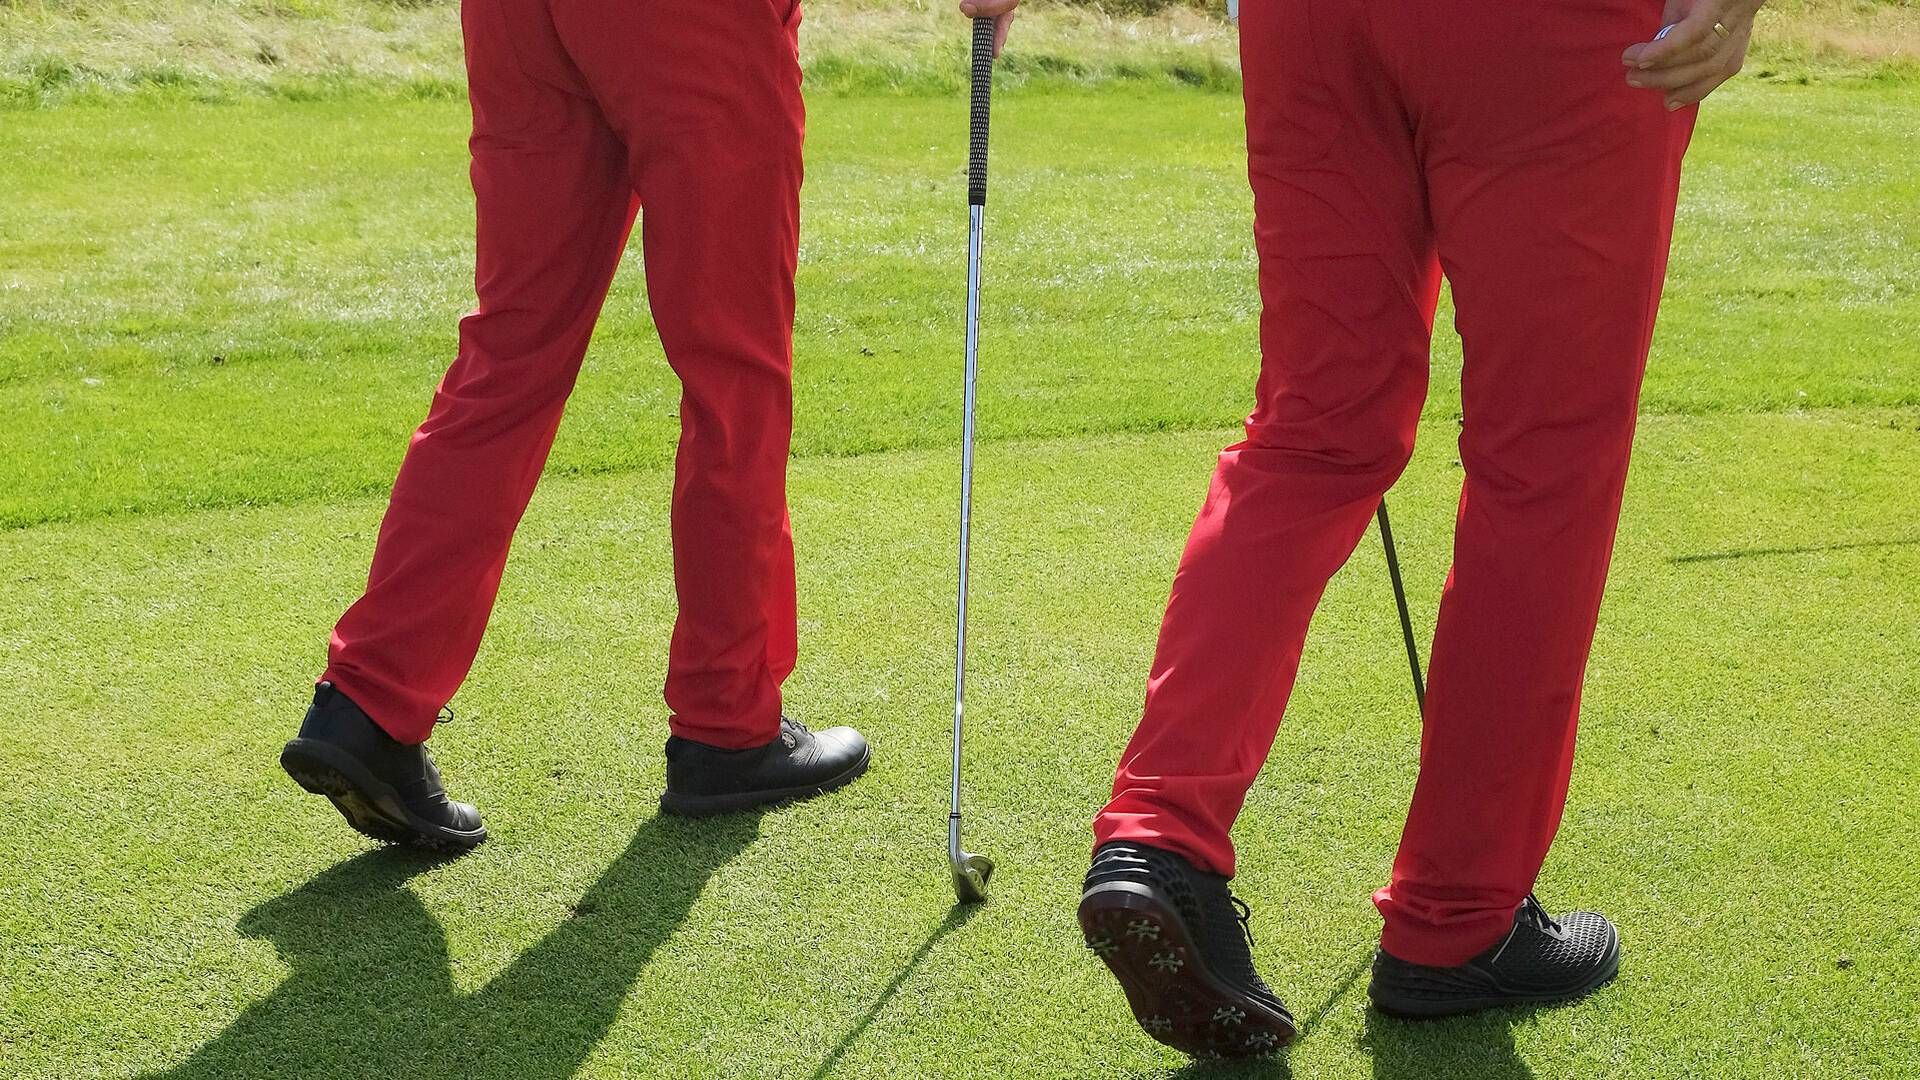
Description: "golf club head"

(951, 850), (994, 904)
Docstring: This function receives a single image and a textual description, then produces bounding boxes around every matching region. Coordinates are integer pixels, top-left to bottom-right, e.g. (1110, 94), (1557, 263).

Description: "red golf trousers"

(1094, 0), (1695, 966)
(324, 0), (806, 749)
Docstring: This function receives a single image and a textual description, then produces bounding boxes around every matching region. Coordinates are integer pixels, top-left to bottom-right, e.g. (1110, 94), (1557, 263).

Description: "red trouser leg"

(324, 0), (804, 748)
(1374, 1), (1695, 965)
(1093, 0), (1442, 878)
(321, 0), (635, 744)
(1094, 0), (1693, 965)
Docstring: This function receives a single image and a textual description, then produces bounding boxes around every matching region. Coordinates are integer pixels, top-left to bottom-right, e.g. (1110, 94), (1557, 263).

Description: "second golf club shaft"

(1376, 499), (1427, 713)
(952, 16), (995, 860)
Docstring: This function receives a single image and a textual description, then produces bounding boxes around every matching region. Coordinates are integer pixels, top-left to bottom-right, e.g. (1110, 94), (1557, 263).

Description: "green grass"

(2, 81), (1917, 530)
(0, 0), (1247, 106)
(3, 412), (1918, 1078)
(2, 53), (1919, 1080)
(1, 0), (1914, 107)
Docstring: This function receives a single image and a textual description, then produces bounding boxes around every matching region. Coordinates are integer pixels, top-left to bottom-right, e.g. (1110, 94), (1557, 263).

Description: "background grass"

(1, 81), (1915, 529)
(2, 4), (1918, 1079)
(1, 0), (1916, 106)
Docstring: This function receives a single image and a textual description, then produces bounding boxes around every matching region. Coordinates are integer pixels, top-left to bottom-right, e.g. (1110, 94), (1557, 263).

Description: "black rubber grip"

(968, 16), (995, 206)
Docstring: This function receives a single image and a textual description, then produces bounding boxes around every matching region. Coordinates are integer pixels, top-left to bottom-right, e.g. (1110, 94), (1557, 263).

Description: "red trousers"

(1094, 0), (1695, 966)
(324, 0), (807, 749)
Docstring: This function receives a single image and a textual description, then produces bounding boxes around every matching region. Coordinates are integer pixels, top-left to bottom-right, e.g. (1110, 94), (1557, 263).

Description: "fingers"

(1625, 14), (1750, 108)
(1627, 53), (1731, 92)
(960, 0), (1019, 53)
(1621, 0), (1688, 66)
(1623, 4), (1728, 71)
(1659, 70), (1734, 109)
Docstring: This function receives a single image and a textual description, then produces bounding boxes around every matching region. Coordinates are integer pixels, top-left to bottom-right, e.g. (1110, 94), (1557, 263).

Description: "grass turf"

(1, 80), (1917, 530)
(2, 411), (1917, 1079)
(2, 70), (1918, 1080)
(2, 0), (1915, 106)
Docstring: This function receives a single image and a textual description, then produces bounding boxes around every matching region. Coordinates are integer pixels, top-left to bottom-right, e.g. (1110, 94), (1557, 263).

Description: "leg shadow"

(146, 847), (452, 1080)
(446, 812), (762, 1080)
(146, 812), (761, 1080)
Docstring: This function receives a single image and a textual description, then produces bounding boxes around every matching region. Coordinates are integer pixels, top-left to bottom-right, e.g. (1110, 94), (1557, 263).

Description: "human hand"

(958, 0), (1019, 56)
(1622, 0), (1766, 109)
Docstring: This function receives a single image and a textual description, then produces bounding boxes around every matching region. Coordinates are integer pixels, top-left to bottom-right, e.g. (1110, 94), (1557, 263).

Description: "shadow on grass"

(145, 812), (761, 1080)
(1156, 952), (1539, 1080)
(1669, 535), (1920, 564)
(806, 905), (982, 1080)
(1297, 950), (1372, 1034)
(1358, 1006), (1535, 1080)
(1154, 950), (1372, 1080)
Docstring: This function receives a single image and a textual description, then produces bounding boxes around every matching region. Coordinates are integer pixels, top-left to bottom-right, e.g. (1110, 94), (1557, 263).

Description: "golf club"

(1375, 499), (1427, 713)
(949, 15), (998, 906)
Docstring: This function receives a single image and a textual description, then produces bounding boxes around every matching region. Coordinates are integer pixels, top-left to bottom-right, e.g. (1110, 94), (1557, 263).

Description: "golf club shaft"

(951, 204), (982, 858)
(951, 16), (995, 863)
(1376, 499), (1427, 713)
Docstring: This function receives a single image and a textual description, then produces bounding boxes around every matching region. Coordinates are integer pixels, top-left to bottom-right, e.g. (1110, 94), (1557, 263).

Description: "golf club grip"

(968, 16), (995, 206)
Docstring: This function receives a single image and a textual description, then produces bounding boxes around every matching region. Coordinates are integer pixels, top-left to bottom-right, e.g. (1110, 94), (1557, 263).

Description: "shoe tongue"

(1517, 895), (1561, 935)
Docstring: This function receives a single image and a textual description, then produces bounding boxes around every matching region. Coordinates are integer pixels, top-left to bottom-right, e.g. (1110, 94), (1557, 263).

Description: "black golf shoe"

(279, 683), (487, 852)
(1368, 894), (1620, 1018)
(1078, 841), (1296, 1059)
(659, 716), (870, 817)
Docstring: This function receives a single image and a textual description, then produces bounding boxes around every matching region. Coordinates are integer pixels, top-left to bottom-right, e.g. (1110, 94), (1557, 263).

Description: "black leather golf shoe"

(659, 716), (870, 817)
(279, 683), (486, 852)
(1078, 841), (1296, 1059)
(1368, 894), (1621, 1018)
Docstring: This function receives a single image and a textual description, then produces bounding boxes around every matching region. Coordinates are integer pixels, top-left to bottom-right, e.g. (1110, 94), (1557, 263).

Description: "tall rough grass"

(0, 0), (1911, 107)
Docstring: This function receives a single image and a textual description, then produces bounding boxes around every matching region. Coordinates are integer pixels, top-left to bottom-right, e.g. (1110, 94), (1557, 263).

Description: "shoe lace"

(1230, 893), (1256, 951)
(778, 715), (809, 748)
(435, 705), (456, 725)
(1209, 889), (1278, 999)
(1519, 893), (1561, 934)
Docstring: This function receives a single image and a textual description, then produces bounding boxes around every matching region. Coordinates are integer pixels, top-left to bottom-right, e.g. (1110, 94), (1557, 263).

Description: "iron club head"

(951, 850), (994, 904)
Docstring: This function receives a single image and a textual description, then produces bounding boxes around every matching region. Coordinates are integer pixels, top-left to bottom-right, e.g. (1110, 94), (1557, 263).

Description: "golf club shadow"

(1668, 535), (1920, 564)
(143, 811), (762, 1080)
(1297, 949), (1373, 1034)
(1358, 1004), (1537, 1080)
(805, 904), (983, 1080)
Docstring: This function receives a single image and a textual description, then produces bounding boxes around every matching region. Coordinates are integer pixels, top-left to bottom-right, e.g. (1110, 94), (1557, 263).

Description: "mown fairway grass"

(2, 80), (1917, 529)
(2, 49), (1918, 1080)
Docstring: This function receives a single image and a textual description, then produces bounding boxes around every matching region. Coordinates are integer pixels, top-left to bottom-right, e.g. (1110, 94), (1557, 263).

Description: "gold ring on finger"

(1713, 20), (1731, 39)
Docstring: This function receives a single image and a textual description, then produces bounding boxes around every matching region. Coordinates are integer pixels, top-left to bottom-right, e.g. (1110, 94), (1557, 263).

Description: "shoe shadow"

(1157, 948), (1554, 1080)
(1359, 1006), (1537, 1080)
(145, 812), (762, 1080)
